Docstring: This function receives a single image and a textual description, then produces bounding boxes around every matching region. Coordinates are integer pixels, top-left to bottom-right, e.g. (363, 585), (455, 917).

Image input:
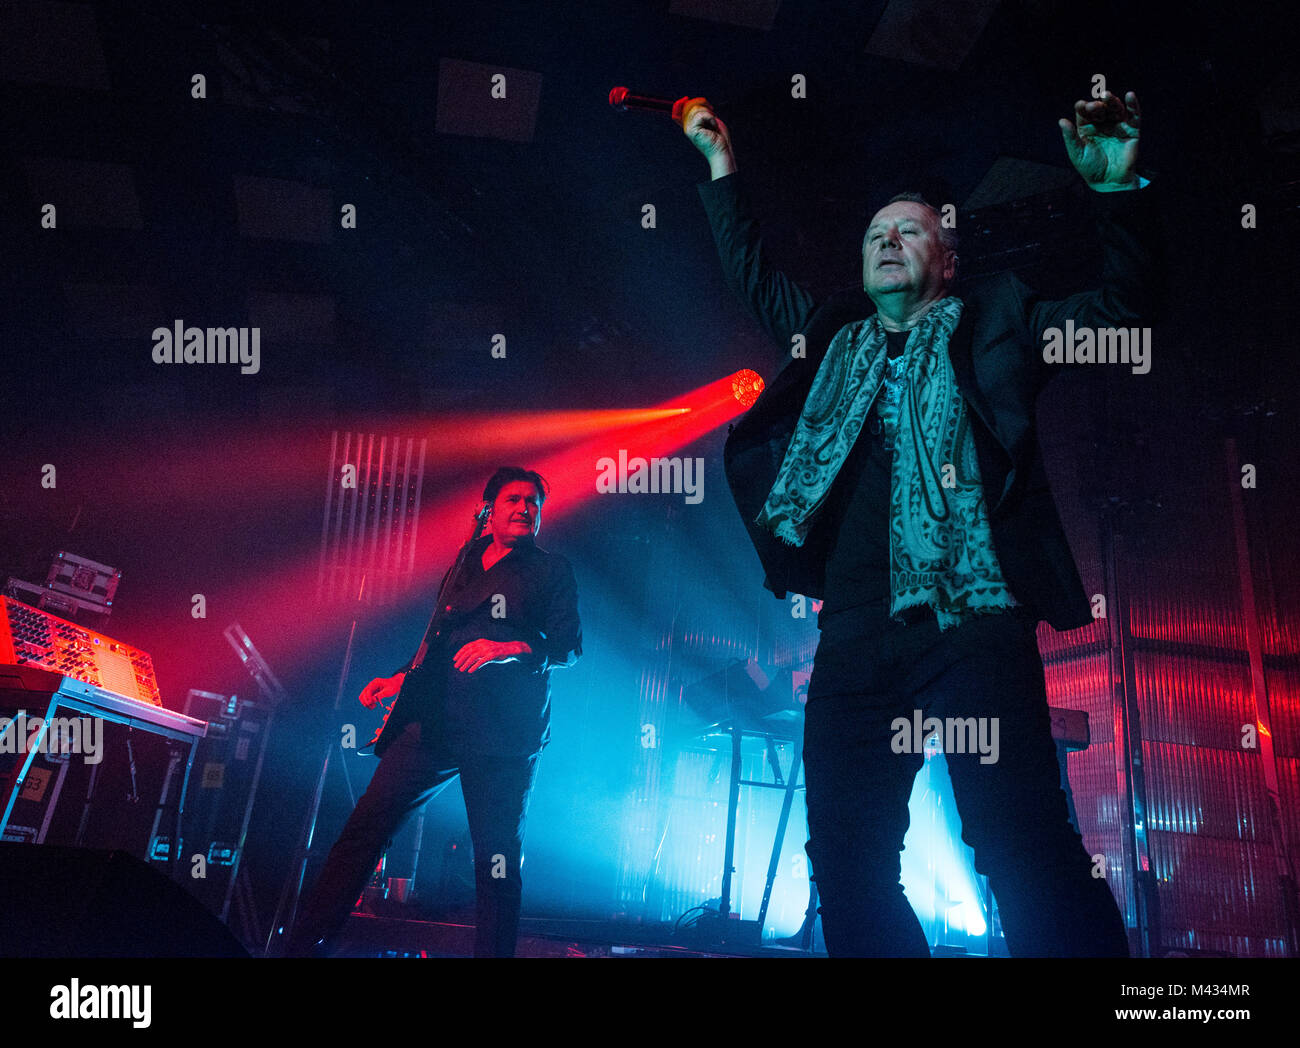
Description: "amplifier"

(0, 596), (161, 708)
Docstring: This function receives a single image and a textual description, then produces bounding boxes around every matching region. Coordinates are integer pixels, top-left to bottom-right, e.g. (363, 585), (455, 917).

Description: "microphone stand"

(382, 510), (492, 911)
(403, 508), (490, 677)
(264, 571), (366, 957)
(263, 506), (488, 957)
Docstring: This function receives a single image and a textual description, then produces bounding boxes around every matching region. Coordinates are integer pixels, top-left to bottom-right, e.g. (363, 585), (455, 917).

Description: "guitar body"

(368, 659), (448, 755)
(363, 513), (486, 756)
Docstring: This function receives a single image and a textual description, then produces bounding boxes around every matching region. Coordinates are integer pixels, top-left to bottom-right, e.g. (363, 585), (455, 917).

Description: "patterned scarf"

(756, 296), (1017, 630)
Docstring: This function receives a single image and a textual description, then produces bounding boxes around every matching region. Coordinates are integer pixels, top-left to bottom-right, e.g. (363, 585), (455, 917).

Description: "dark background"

(0, 0), (1296, 945)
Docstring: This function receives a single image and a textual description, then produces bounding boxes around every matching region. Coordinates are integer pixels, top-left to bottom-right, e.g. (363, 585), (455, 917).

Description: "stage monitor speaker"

(0, 843), (249, 957)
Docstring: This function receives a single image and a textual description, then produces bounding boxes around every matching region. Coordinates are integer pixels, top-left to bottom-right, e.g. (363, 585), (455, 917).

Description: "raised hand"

(1059, 89), (1141, 190)
(682, 99), (737, 179)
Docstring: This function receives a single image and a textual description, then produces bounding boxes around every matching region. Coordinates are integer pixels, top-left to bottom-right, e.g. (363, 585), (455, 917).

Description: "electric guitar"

(363, 504), (488, 752)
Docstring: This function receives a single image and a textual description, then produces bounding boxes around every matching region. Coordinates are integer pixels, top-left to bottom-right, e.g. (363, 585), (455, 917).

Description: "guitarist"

(286, 467), (582, 958)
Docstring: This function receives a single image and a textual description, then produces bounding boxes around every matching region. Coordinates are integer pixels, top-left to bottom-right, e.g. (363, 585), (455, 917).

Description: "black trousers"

(803, 599), (1129, 958)
(285, 724), (539, 958)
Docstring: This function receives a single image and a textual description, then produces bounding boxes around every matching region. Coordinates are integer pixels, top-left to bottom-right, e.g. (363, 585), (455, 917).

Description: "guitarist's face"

(488, 481), (543, 545)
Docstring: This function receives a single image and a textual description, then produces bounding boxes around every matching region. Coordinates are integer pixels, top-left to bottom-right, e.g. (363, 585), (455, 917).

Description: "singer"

(680, 90), (1162, 957)
(285, 467), (582, 958)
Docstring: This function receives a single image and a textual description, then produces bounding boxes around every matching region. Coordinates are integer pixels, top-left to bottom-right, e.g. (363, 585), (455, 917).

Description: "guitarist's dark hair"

(482, 466), (550, 507)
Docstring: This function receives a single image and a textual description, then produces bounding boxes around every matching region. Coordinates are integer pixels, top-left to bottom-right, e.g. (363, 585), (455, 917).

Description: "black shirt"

(819, 328), (909, 617)
(382, 535), (582, 757)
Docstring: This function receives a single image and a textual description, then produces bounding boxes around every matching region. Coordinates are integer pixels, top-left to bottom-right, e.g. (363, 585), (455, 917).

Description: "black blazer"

(376, 534), (582, 757)
(698, 173), (1163, 632)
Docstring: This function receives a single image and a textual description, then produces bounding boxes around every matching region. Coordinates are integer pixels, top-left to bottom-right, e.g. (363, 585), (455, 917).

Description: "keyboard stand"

(0, 665), (206, 883)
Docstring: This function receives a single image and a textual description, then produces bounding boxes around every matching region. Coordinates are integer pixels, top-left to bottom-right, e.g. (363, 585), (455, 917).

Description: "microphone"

(608, 87), (709, 128)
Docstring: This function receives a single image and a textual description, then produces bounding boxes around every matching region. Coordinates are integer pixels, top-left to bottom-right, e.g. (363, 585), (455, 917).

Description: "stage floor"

(328, 912), (828, 958)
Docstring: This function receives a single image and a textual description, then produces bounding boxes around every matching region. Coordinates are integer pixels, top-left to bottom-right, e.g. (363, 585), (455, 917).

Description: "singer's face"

(861, 202), (954, 304)
(489, 481), (543, 545)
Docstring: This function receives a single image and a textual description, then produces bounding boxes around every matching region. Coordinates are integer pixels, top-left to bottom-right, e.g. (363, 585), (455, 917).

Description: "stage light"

(68, 372), (764, 684)
(731, 369), (764, 408)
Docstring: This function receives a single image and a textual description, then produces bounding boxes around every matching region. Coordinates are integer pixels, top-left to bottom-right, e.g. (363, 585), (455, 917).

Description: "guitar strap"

(408, 515), (489, 671)
(365, 513), (489, 754)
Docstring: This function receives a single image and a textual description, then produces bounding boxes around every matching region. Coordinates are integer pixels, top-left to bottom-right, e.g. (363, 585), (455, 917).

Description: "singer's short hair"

(483, 466), (550, 507)
(863, 192), (960, 256)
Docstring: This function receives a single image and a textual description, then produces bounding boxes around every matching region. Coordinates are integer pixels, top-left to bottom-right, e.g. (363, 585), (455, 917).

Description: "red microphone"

(609, 87), (709, 128)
